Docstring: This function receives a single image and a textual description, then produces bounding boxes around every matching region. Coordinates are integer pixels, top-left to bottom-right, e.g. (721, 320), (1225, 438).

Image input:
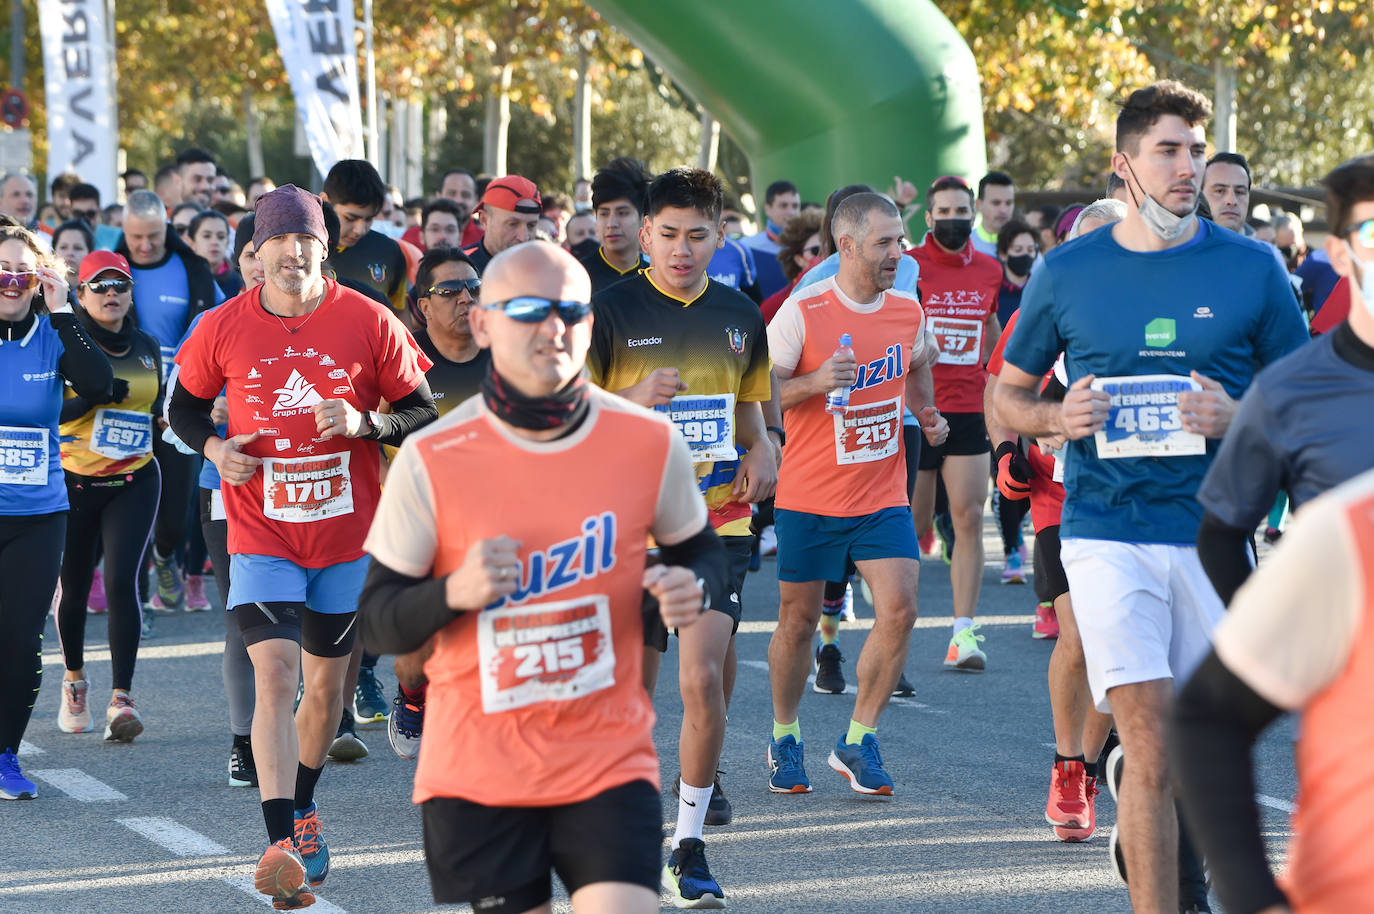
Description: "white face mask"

(1348, 241), (1374, 318)
(1124, 157), (1198, 242)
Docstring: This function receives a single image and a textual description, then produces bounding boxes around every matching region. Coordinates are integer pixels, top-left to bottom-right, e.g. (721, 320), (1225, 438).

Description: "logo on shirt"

(275, 438), (291, 451)
(21, 370), (57, 382)
(245, 395), (264, 404)
(627, 337), (662, 348)
(1144, 318), (1176, 349)
(332, 386), (351, 395)
(490, 513), (618, 610)
(139, 355), (156, 372)
(260, 357), (279, 365)
(853, 343), (905, 392)
(319, 355), (336, 367)
(303, 348), (319, 358)
(725, 327), (748, 355)
(247, 367), (262, 379)
(369, 263), (387, 284)
(272, 369), (324, 413)
(328, 368), (348, 380)
(1193, 306), (1213, 319)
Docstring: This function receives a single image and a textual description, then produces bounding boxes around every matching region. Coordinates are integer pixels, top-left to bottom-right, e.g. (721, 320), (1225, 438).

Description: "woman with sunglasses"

(0, 222), (113, 799)
(189, 210), (244, 299)
(54, 252), (164, 743)
(52, 220), (95, 289)
(760, 209), (824, 323)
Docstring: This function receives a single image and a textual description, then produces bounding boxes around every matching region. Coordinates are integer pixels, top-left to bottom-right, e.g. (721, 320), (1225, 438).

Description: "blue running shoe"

(766, 734), (811, 794)
(293, 802), (330, 887)
(0, 750), (36, 800)
(353, 664), (388, 728)
(828, 733), (894, 796)
(661, 838), (725, 909)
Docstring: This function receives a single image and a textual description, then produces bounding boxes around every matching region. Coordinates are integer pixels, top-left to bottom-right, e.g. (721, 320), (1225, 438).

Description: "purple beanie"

(252, 184), (328, 251)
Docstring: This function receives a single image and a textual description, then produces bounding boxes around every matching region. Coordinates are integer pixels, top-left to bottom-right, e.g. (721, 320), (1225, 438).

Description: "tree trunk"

(484, 61), (512, 176)
(698, 111), (719, 173)
(1213, 60), (1236, 153)
(572, 41), (591, 182)
(243, 89), (265, 179)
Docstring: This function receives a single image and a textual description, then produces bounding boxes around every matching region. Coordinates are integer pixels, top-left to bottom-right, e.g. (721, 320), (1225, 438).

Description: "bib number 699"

(513, 637), (585, 678)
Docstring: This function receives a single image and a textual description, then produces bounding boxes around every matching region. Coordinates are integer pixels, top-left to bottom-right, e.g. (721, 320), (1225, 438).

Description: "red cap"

(479, 175), (541, 214)
(78, 250), (133, 284)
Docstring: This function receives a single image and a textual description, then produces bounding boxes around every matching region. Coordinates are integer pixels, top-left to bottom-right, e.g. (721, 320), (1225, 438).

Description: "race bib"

(89, 409), (153, 460)
(1091, 375), (1205, 459)
(658, 393), (736, 462)
(834, 396), (902, 465)
(476, 594), (616, 714)
(0, 426), (47, 486)
(929, 316), (984, 366)
(209, 489), (226, 522)
(261, 452), (354, 523)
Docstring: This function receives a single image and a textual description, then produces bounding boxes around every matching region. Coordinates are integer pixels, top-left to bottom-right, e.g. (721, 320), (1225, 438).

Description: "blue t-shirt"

(1002, 220), (1309, 544)
(742, 230), (787, 299)
(796, 252), (920, 296)
(132, 256), (225, 370)
(708, 237), (758, 292)
(0, 316), (70, 515)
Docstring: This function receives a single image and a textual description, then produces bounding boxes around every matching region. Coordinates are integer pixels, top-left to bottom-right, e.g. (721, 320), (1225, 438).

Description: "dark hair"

(154, 163), (179, 187)
(819, 184), (874, 257)
(1106, 172), (1126, 195)
(475, 175), (492, 198)
(212, 201), (248, 218)
(322, 159), (386, 211)
(977, 171), (1014, 200)
(1032, 203), (1061, 230)
(765, 180), (798, 205)
(171, 202), (203, 223)
(592, 156), (651, 214)
(646, 167), (723, 222)
(232, 212), (256, 268)
(439, 168), (474, 192)
(121, 169), (147, 184)
(52, 219), (95, 257)
(1323, 155), (1374, 237)
(50, 171), (81, 196)
(1115, 80), (1212, 154)
(926, 175), (974, 210)
(1248, 217), (1272, 232)
(319, 200), (341, 250)
(68, 182), (100, 205)
(175, 147), (217, 169)
(1204, 151), (1252, 188)
(404, 197), (425, 213)
(775, 209), (825, 282)
(995, 218), (1035, 256)
(421, 197), (463, 229)
(414, 247), (477, 298)
(542, 192), (573, 215)
(187, 209), (230, 243)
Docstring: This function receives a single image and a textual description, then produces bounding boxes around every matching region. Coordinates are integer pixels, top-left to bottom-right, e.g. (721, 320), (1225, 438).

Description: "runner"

(463, 176), (542, 275)
(320, 160), (408, 315)
(993, 80), (1308, 911)
(766, 192), (946, 798)
(358, 240), (729, 914)
(587, 166), (779, 908)
(55, 252), (163, 742)
(168, 185), (437, 908)
(579, 157), (650, 294)
(0, 222), (112, 799)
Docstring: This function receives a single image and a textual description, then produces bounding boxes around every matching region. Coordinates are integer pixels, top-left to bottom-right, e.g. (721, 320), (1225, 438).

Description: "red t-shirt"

(1310, 276), (1351, 335)
(907, 234), (1002, 413)
(176, 280), (431, 566)
(401, 219), (484, 251)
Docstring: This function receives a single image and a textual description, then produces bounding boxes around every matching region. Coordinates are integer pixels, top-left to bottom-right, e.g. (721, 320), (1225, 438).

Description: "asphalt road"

(1, 520), (1297, 913)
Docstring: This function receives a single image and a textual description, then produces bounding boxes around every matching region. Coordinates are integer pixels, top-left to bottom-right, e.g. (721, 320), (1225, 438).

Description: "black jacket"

(115, 224), (220, 340)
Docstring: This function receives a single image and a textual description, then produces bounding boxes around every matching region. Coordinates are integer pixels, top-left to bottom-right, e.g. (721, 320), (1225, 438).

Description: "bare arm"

(984, 374), (1013, 447)
(994, 363), (1110, 441)
(777, 352), (857, 411)
(981, 312), (1002, 366)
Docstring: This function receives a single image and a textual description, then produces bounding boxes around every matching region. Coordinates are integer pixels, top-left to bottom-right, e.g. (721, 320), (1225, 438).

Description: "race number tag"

(261, 452), (354, 523)
(89, 409), (153, 460)
(658, 393), (736, 462)
(0, 426), (47, 485)
(209, 489), (226, 521)
(476, 594), (616, 714)
(834, 396), (902, 465)
(1091, 375), (1205, 459)
(929, 316), (983, 366)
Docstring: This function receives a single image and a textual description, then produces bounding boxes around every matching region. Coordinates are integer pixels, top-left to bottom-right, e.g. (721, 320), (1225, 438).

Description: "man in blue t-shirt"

(993, 80), (1307, 913)
(741, 179), (798, 299)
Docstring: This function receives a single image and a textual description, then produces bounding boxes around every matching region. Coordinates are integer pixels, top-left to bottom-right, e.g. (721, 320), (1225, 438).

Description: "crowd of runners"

(0, 75), (1371, 914)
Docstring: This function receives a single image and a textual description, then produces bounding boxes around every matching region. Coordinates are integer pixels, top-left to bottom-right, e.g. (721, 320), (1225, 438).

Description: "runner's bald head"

(483, 240), (592, 305)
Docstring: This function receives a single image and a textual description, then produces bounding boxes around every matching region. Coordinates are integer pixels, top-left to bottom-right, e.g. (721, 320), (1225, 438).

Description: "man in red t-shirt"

(169, 185), (436, 910)
(907, 175), (1004, 671)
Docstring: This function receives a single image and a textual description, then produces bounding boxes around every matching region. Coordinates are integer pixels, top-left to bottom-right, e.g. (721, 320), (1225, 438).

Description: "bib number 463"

(1113, 405), (1182, 434)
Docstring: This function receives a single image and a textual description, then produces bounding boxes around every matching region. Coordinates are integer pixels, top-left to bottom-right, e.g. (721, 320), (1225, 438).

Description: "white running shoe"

(104, 690), (144, 742)
(58, 679), (93, 733)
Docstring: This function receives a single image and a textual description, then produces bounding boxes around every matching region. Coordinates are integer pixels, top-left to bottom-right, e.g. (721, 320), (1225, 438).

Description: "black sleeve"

(51, 312), (114, 401)
(168, 380), (219, 457)
(373, 378), (438, 446)
(657, 522), (732, 613)
(1197, 511), (1254, 605)
(739, 277), (763, 305)
(357, 558), (454, 656)
(150, 339), (166, 418)
(1170, 651), (1289, 914)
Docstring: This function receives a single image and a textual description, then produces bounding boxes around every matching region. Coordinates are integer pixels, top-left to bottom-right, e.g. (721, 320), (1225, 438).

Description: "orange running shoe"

(254, 837), (315, 909)
(1046, 759), (1095, 841)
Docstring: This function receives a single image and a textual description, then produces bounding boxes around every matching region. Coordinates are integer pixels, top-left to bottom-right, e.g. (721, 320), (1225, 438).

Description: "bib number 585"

(2, 447), (36, 467)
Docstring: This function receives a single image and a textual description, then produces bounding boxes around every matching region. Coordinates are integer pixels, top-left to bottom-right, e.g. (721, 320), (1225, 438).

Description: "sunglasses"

(1351, 218), (1374, 248)
(803, 245), (821, 257)
(483, 296), (591, 324)
(0, 270), (38, 291)
(85, 278), (132, 295)
(425, 278), (481, 298)
(71, 208), (100, 222)
(174, 223), (192, 234)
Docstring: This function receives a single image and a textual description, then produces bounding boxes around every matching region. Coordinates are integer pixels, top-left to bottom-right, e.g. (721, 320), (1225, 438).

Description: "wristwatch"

(361, 410), (381, 439)
(766, 425), (786, 448)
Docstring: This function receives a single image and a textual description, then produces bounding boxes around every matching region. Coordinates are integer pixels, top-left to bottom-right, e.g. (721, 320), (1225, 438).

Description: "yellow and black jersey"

(588, 269), (771, 533)
(415, 330), (490, 419)
(579, 246), (650, 295)
(325, 230), (408, 314)
(60, 329), (163, 477)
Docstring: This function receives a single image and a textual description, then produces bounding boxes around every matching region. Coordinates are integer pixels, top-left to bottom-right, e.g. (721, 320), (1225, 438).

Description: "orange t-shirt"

(768, 275), (927, 517)
(364, 388), (707, 807)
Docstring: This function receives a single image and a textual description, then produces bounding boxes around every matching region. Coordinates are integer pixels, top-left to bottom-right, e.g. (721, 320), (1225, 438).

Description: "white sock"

(953, 617), (974, 635)
(672, 779), (713, 846)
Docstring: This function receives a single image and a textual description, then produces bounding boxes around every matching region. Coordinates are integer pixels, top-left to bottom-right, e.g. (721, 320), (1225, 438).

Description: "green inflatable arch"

(588, 0), (988, 206)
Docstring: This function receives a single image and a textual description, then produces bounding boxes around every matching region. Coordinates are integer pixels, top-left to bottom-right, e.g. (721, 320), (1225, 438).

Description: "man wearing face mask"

(907, 175), (1003, 672)
(992, 80), (1307, 914)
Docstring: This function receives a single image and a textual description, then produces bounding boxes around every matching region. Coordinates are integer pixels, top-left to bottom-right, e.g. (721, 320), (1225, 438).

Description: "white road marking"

(118, 817), (231, 857)
(222, 873), (350, 912)
(28, 769), (127, 801)
(736, 615), (1036, 634)
(1256, 793), (1296, 814)
(42, 640), (224, 667)
(17, 740), (43, 756)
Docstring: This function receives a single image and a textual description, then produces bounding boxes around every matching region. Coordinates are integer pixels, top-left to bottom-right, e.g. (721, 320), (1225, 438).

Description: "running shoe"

(828, 733), (894, 796)
(758, 524), (777, 557)
(0, 751), (36, 800)
(812, 643), (846, 694)
(388, 687), (423, 760)
(327, 710), (367, 761)
(87, 568), (107, 614)
(1032, 602), (1059, 640)
(1096, 730), (1119, 788)
(229, 736), (258, 788)
(943, 625), (986, 672)
(1263, 525), (1282, 545)
(1106, 744), (1124, 803)
(183, 574), (211, 611)
(140, 609), (156, 639)
(294, 802), (330, 887)
(766, 734), (811, 793)
(918, 529), (936, 556)
(104, 690), (144, 742)
(152, 551), (184, 609)
(1046, 759), (1095, 841)
(1001, 549), (1026, 584)
(147, 591), (178, 614)
(933, 512), (955, 564)
(58, 678), (93, 733)
(254, 837), (315, 909)
(353, 666), (388, 728)
(672, 770), (733, 827)
(892, 671), (915, 698)
(661, 837), (725, 909)
(1109, 824), (1128, 884)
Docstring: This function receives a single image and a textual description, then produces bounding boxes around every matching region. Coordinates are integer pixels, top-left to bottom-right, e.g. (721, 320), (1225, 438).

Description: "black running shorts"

(918, 411), (992, 470)
(643, 533), (750, 652)
(1033, 525), (1071, 604)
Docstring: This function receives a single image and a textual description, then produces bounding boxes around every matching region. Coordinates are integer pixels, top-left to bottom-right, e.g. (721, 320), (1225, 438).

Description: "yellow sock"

(773, 719), (801, 742)
(818, 612), (840, 645)
(845, 719), (876, 746)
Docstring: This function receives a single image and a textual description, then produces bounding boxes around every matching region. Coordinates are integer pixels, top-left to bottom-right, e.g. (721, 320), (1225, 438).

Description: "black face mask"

(932, 218), (973, 251)
(1006, 254), (1035, 277)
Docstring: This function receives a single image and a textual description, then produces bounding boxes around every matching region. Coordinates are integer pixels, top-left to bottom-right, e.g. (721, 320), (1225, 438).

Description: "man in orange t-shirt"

(359, 241), (731, 914)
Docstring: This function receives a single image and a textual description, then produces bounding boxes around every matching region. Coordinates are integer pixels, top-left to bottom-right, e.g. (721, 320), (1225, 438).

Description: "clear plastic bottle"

(824, 333), (854, 415)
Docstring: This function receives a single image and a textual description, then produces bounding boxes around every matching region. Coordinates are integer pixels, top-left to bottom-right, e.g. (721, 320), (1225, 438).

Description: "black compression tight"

(57, 462), (160, 692)
(152, 436), (197, 559)
(0, 512), (66, 752)
(997, 490), (1029, 555)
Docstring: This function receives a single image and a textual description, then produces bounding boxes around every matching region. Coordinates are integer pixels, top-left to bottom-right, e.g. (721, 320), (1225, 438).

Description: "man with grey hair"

(1069, 198), (1128, 239)
(766, 191), (947, 797)
(0, 172), (39, 229)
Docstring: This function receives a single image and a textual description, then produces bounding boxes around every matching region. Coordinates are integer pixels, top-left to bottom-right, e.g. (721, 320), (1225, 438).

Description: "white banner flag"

(265, 0), (365, 176)
(37, 0), (118, 205)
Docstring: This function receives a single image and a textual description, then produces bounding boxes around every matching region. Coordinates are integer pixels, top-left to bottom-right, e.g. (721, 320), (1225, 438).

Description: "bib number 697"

(513, 637), (585, 678)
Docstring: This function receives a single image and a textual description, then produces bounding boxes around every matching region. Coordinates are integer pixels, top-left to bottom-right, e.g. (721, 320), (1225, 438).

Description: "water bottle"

(824, 333), (854, 415)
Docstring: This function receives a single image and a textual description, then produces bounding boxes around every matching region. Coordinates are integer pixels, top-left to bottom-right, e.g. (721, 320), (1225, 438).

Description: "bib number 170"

(283, 480), (334, 503)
